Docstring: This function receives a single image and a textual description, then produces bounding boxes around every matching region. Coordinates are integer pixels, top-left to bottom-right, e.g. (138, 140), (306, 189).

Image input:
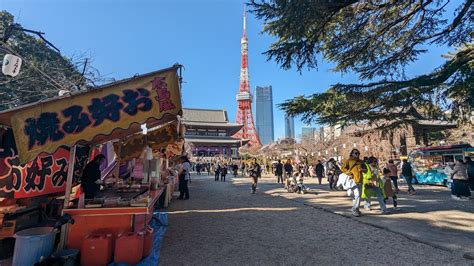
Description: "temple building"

(182, 108), (249, 159)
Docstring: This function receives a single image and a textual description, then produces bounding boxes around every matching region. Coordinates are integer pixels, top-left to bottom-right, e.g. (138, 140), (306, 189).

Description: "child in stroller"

(287, 172), (308, 194)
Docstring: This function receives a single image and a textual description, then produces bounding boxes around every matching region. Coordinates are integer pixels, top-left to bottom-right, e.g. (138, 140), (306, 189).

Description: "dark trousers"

(404, 175), (415, 192)
(251, 176), (258, 193)
(215, 172), (220, 181)
(317, 175), (323, 185)
(328, 174), (336, 189)
(221, 174), (226, 182)
(276, 174), (283, 183)
(179, 180), (189, 199)
(389, 176), (399, 189)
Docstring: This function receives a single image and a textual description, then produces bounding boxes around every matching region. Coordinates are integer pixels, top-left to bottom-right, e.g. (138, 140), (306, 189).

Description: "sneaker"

(451, 195), (462, 200)
(393, 207), (401, 211)
(380, 210), (390, 214)
(459, 197), (469, 201)
(352, 211), (361, 217)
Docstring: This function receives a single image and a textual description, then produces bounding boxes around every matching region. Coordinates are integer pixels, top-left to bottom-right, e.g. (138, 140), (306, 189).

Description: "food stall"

(64, 121), (184, 249)
(408, 144), (472, 185)
(0, 65), (184, 264)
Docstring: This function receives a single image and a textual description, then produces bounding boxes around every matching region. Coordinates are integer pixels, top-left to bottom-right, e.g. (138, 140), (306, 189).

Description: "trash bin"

(12, 227), (57, 265)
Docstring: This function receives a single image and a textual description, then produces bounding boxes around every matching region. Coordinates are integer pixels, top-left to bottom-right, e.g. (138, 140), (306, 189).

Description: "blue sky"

(1, 0), (452, 139)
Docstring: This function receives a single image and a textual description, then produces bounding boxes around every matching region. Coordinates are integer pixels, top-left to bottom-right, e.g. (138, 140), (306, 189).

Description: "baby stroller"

(287, 174), (308, 194)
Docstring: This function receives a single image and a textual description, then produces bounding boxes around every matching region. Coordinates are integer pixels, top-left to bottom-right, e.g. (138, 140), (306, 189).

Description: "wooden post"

(63, 145), (77, 209)
(113, 143), (121, 179)
(59, 145), (77, 250)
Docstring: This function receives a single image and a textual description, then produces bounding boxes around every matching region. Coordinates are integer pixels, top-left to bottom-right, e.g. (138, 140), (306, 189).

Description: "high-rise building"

(234, 9), (262, 148)
(285, 115), (295, 139)
(301, 127), (316, 142)
(255, 86), (274, 145)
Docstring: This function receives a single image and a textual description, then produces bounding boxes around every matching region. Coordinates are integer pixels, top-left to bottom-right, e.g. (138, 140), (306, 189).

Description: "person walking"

(240, 162), (246, 177)
(178, 155), (191, 200)
(315, 160), (325, 185)
(327, 158), (341, 190)
(342, 149), (365, 217)
(284, 159), (294, 188)
(221, 164), (228, 182)
(382, 168), (399, 210)
(361, 157), (388, 214)
(249, 158), (261, 194)
(401, 159), (416, 194)
(451, 159), (471, 200)
(215, 163), (221, 182)
(385, 160), (399, 192)
(275, 160), (284, 184)
(233, 163), (238, 177)
(465, 157), (474, 191)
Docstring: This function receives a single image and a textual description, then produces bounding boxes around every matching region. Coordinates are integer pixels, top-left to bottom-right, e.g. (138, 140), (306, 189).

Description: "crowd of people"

(183, 152), (473, 212)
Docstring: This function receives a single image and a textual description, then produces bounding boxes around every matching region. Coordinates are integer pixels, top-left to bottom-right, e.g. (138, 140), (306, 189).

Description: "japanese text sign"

(9, 67), (181, 163)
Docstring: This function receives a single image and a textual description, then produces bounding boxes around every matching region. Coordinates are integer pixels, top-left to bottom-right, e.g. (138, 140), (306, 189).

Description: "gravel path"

(159, 175), (470, 265)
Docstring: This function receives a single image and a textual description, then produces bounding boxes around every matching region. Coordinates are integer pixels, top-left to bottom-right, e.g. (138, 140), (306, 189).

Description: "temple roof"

(183, 108), (229, 123)
(186, 136), (249, 145)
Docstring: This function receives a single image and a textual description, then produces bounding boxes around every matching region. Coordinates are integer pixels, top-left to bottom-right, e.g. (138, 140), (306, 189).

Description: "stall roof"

(0, 65), (183, 163)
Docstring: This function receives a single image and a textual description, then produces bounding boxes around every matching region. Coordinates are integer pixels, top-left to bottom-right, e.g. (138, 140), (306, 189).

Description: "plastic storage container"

(142, 226), (154, 258)
(12, 227), (57, 266)
(81, 233), (113, 265)
(114, 232), (144, 264)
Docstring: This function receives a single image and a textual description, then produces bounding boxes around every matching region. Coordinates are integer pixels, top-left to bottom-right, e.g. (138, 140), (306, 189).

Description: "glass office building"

(255, 86), (274, 145)
(285, 115), (295, 139)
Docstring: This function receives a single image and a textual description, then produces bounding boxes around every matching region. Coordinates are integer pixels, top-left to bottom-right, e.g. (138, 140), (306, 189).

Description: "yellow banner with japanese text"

(10, 67), (182, 163)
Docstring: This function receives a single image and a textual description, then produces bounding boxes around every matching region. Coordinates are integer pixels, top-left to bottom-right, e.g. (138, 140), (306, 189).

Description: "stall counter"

(63, 188), (164, 249)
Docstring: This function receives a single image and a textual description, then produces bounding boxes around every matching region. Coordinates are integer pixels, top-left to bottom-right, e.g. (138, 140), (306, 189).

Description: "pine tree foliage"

(0, 11), (104, 111)
(249, 0), (473, 127)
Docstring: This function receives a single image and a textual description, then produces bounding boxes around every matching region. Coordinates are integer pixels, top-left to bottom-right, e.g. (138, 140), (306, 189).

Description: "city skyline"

(0, 1), (453, 139)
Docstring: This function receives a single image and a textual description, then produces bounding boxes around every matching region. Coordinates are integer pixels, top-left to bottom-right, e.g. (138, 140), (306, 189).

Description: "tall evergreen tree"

(0, 11), (102, 111)
(249, 0), (473, 127)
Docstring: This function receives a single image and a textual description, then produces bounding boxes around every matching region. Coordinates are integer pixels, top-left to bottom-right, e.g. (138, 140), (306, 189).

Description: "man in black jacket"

(275, 160), (283, 184)
(315, 160), (325, 185)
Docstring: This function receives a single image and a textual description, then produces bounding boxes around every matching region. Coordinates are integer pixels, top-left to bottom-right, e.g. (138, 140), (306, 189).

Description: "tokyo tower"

(235, 9), (261, 148)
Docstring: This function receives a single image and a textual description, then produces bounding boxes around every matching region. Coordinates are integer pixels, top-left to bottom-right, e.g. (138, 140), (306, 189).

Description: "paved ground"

(159, 174), (473, 265)
(263, 174), (474, 257)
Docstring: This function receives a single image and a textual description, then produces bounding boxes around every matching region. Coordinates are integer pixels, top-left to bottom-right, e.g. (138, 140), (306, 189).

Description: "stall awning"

(0, 65), (182, 163)
(113, 120), (183, 161)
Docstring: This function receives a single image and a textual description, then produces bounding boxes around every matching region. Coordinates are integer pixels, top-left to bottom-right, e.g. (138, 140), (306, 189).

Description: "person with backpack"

(451, 159), (471, 200)
(249, 158), (261, 194)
